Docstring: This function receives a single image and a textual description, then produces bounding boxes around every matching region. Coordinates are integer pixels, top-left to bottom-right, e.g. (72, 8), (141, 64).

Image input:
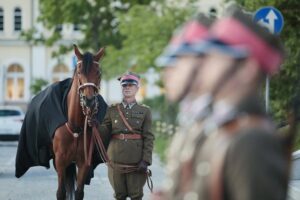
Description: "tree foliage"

(143, 94), (179, 124)
(25, 0), (192, 80)
(101, 4), (193, 79)
(30, 78), (49, 95)
(25, 0), (152, 53)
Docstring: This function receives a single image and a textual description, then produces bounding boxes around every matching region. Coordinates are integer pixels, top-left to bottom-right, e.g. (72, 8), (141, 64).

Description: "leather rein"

(65, 60), (100, 166)
(64, 62), (153, 191)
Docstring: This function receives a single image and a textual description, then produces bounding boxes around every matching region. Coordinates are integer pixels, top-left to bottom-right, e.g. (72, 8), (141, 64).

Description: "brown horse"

(53, 44), (104, 200)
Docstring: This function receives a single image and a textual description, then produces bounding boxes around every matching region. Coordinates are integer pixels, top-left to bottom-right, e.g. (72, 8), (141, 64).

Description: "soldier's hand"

(137, 160), (149, 173)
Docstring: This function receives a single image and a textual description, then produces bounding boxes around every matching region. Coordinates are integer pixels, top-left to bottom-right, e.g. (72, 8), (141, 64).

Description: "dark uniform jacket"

(98, 102), (154, 165)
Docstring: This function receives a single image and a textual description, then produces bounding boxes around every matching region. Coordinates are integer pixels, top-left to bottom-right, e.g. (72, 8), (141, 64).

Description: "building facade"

(0, 0), (162, 111)
(0, 0), (82, 110)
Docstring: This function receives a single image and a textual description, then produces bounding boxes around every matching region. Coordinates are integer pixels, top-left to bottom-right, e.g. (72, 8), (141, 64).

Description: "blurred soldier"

(153, 13), (216, 199)
(154, 8), (288, 200)
(98, 72), (154, 200)
(156, 14), (216, 127)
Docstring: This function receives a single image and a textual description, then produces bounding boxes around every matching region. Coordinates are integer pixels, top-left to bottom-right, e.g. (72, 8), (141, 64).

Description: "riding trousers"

(108, 167), (147, 200)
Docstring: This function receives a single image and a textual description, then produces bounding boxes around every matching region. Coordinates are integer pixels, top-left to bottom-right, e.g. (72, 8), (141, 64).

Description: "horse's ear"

(73, 44), (82, 60)
(94, 47), (105, 61)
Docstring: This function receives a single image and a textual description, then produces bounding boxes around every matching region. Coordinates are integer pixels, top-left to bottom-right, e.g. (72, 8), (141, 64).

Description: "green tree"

(30, 78), (49, 95)
(101, 4), (193, 79)
(22, 0), (195, 80)
(23, 0), (152, 54)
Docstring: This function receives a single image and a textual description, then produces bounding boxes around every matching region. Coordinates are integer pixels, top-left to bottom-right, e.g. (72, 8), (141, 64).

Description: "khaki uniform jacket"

(163, 111), (288, 200)
(98, 103), (154, 165)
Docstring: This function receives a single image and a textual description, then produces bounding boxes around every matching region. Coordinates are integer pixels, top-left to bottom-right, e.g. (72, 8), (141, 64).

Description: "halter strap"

(77, 60), (99, 65)
(75, 60), (100, 93)
(78, 83), (99, 93)
(65, 122), (79, 138)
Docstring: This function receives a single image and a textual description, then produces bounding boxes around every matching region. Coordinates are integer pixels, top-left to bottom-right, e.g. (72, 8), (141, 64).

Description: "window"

(14, 8), (22, 31)
(52, 64), (70, 82)
(6, 64), (24, 100)
(55, 24), (62, 32)
(0, 8), (3, 31)
(73, 24), (80, 31)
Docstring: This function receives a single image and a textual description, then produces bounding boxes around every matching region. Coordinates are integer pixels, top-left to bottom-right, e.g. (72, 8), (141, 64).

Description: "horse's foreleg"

(55, 156), (66, 200)
(53, 131), (75, 200)
(75, 164), (90, 200)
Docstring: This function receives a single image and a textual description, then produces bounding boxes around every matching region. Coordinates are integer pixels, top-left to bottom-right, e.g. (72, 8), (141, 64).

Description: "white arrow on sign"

(257, 9), (278, 34)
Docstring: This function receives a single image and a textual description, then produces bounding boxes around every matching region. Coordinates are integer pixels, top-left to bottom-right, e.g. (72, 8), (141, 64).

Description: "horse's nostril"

(85, 97), (95, 108)
(87, 96), (93, 101)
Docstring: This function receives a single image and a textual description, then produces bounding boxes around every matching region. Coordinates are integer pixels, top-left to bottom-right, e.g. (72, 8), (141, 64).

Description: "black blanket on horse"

(15, 78), (108, 181)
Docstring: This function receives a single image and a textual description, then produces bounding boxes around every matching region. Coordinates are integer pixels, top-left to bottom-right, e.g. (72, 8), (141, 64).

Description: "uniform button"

(126, 112), (129, 114)
(126, 118), (128, 120)
(125, 128), (128, 131)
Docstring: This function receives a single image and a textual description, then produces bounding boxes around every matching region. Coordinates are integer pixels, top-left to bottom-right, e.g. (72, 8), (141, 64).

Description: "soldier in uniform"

(153, 8), (289, 200)
(98, 71), (154, 200)
(156, 13), (214, 126)
(153, 13), (216, 198)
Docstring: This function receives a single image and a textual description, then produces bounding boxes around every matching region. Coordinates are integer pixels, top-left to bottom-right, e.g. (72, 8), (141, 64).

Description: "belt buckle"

(120, 133), (125, 140)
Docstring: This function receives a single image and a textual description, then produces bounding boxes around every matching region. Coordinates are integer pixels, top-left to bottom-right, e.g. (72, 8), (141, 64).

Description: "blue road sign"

(253, 6), (284, 35)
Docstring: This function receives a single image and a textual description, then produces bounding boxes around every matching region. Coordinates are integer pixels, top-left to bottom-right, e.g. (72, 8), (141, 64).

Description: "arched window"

(14, 7), (22, 31)
(52, 64), (70, 82)
(6, 64), (24, 100)
(0, 8), (4, 31)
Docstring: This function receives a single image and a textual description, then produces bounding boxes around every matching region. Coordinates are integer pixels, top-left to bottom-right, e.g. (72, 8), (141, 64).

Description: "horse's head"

(74, 44), (104, 117)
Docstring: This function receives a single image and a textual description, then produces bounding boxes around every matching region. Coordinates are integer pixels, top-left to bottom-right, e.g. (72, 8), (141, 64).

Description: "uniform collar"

(203, 96), (266, 136)
(122, 100), (137, 109)
(211, 101), (237, 125)
(178, 93), (212, 127)
(203, 100), (238, 135)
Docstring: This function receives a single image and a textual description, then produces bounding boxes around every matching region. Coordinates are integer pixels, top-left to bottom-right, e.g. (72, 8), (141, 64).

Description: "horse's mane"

(74, 52), (94, 76)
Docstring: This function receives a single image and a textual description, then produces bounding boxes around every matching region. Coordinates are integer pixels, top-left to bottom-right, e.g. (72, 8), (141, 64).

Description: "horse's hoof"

(75, 189), (84, 200)
(56, 192), (66, 200)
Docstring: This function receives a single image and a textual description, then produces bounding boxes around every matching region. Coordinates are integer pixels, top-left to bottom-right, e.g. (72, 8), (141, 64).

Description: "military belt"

(112, 133), (142, 140)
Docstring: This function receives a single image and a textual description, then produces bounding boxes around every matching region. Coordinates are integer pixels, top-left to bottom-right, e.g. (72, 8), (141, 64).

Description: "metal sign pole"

(265, 75), (270, 113)
(254, 6), (284, 114)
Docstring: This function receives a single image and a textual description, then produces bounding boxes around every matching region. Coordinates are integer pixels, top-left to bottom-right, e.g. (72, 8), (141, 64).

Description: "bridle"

(66, 60), (102, 166)
(76, 60), (100, 121)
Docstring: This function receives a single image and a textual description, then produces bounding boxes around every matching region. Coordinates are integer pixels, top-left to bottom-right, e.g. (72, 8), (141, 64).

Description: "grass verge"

(153, 135), (172, 163)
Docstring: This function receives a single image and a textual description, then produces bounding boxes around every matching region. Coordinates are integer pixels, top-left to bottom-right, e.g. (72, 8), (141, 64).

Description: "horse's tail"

(65, 163), (76, 200)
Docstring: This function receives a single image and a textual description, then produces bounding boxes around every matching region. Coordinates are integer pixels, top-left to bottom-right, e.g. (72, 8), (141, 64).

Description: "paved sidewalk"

(0, 141), (166, 200)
